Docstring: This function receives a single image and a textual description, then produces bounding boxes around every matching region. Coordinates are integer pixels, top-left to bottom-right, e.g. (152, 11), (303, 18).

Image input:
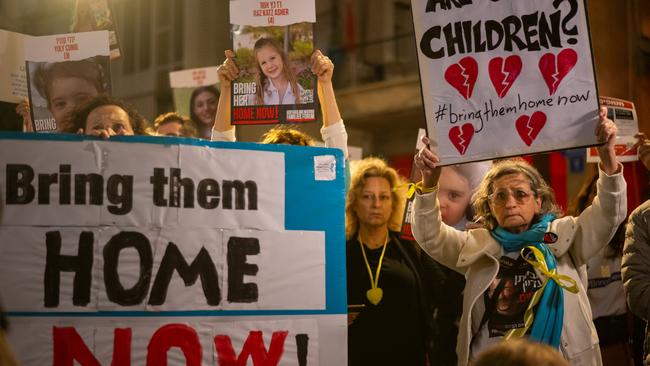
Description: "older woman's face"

(489, 173), (541, 233)
(355, 177), (393, 229)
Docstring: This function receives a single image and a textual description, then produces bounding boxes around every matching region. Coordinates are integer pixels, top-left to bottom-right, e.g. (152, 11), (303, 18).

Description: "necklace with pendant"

(358, 232), (389, 306)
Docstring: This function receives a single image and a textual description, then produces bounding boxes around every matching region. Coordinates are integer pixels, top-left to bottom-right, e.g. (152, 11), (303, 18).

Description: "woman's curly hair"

(65, 95), (149, 135)
(260, 125), (314, 146)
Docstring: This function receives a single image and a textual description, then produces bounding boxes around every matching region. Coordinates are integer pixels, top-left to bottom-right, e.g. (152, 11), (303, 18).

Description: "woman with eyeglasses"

(411, 107), (626, 366)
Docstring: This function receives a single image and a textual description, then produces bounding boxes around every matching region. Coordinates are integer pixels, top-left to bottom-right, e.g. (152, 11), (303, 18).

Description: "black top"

(346, 232), (441, 366)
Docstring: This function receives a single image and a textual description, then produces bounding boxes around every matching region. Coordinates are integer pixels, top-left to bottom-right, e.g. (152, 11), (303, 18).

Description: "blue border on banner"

(0, 132), (347, 317)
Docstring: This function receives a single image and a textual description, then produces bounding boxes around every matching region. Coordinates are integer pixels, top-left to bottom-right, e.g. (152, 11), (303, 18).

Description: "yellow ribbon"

(397, 181), (436, 199)
(503, 246), (579, 340)
(522, 246), (579, 294)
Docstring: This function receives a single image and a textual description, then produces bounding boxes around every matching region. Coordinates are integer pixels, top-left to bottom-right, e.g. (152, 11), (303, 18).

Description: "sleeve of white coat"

(320, 120), (348, 159)
(211, 127), (236, 142)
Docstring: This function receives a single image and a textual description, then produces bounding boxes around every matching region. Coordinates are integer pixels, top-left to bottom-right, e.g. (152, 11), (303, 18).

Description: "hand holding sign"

(217, 50), (239, 90)
(414, 135), (442, 189)
(311, 50), (333, 83)
(16, 98), (33, 132)
(596, 107), (620, 175)
(635, 132), (650, 171)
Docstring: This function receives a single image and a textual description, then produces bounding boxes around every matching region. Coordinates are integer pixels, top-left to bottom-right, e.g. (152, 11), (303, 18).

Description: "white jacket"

(412, 168), (626, 366)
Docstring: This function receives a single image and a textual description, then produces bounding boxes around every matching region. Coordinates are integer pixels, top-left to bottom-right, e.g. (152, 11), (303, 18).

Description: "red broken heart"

(444, 57), (478, 100)
(515, 111), (547, 146)
(489, 55), (522, 98)
(539, 49), (578, 95)
(449, 123), (475, 155)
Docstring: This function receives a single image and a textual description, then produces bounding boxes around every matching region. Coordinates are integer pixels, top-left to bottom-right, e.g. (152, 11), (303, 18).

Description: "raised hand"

(636, 132), (650, 171)
(217, 50), (239, 89)
(414, 135), (442, 188)
(595, 106), (619, 175)
(311, 50), (334, 83)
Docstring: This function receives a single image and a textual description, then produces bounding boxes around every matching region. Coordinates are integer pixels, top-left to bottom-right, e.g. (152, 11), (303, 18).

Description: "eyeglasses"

(488, 188), (535, 206)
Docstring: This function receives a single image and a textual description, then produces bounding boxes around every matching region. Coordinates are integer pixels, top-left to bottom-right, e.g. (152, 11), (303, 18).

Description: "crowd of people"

(5, 42), (650, 366)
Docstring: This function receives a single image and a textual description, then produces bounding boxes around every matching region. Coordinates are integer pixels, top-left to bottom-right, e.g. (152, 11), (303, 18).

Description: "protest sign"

(586, 96), (639, 163)
(24, 31), (111, 133)
(0, 29), (29, 103)
(169, 66), (220, 129)
(0, 133), (347, 365)
(71, 0), (122, 59)
(412, 0), (599, 165)
(229, 0), (318, 125)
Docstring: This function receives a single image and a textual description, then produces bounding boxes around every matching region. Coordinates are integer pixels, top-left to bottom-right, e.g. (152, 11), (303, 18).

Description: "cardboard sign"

(412, 0), (599, 165)
(230, 0), (316, 27)
(0, 29), (29, 103)
(587, 96), (639, 163)
(24, 31), (111, 133)
(0, 133), (347, 365)
(229, 0), (318, 125)
(71, 0), (122, 59)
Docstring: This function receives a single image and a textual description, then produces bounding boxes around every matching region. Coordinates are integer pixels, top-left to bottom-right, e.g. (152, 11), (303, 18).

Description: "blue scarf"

(490, 213), (563, 348)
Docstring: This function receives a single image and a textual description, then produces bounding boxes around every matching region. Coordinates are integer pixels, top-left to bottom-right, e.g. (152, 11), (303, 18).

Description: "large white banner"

(412, 0), (599, 164)
(0, 134), (347, 365)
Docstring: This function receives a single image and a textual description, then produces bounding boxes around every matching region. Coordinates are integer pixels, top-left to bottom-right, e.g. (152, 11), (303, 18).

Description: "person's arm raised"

(312, 49), (348, 159)
(212, 50), (238, 141)
(312, 50), (341, 127)
(596, 106), (621, 175)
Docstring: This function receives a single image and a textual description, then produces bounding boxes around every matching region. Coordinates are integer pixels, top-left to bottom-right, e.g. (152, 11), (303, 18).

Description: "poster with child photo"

(24, 31), (111, 133)
(229, 0), (317, 125)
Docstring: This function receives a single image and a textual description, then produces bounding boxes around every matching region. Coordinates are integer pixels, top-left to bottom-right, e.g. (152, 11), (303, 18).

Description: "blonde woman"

(346, 157), (442, 366)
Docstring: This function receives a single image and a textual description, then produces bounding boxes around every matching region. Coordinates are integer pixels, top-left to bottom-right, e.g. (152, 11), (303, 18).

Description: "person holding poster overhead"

(346, 157), (441, 366)
(412, 107), (626, 366)
(212, 49), (348, 158)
